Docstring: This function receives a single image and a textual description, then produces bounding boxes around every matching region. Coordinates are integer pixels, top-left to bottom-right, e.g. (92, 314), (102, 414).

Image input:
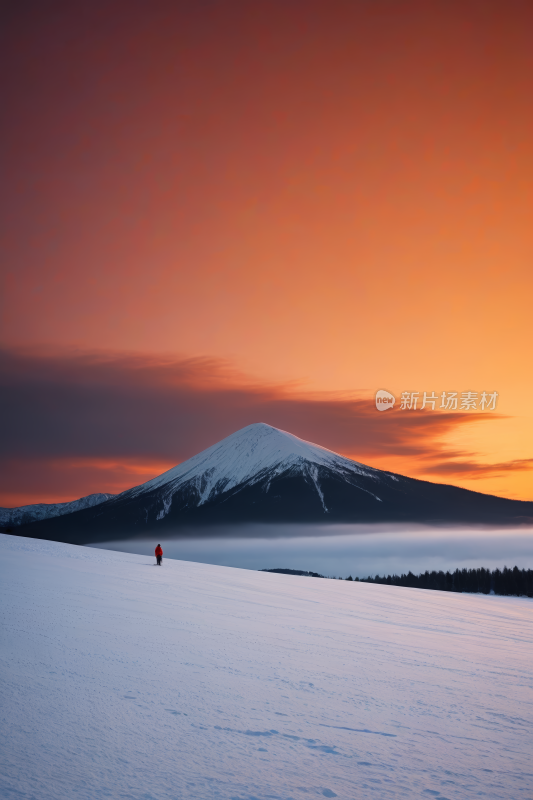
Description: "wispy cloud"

(425, 459), (533, 479)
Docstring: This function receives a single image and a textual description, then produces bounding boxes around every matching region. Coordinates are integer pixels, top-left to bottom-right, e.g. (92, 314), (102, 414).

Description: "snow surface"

(0, 492), (115, 527)
(1, 533), (532, 800)
(126, 423), (380, 512)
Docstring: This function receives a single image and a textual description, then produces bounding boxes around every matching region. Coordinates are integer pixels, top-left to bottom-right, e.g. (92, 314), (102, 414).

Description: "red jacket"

(155, 546), (163, 557)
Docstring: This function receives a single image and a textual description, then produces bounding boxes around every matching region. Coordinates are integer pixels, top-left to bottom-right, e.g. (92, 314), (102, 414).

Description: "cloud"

(0, 346), (491, 459)
(425, 459), (533, 479)
(0, 347), (520, 505)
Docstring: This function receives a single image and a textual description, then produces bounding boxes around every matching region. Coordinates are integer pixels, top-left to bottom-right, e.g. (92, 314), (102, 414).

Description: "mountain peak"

(127, 422), (373, 505)
(230, 422), (300, 441)
(243, 422), (278, 432)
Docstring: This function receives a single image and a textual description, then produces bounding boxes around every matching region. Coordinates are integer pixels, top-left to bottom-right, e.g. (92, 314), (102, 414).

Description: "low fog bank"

(89, 523), (533, 578)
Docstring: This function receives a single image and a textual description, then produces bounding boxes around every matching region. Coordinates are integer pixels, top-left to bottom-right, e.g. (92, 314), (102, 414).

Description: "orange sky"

(1, 0), (532, 505)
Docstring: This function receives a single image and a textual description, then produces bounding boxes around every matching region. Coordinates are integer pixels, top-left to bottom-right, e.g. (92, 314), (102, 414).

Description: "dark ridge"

(261, 568), (325, 578)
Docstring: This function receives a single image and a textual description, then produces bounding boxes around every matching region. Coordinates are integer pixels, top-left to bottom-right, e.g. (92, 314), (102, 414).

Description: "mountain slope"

(14, 423), (533, 543)
(0, 492), (115, 528)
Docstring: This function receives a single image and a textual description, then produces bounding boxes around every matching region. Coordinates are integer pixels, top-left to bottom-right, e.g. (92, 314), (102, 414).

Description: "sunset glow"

(1, 1), (532, 505)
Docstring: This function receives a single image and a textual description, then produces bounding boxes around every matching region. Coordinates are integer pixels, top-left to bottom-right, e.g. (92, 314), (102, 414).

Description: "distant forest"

(354, 566), (533, 597)
(263, 567), (533, 597)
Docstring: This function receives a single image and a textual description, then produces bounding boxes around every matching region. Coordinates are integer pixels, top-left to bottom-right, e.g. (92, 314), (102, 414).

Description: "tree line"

(345, 566), (533, 596)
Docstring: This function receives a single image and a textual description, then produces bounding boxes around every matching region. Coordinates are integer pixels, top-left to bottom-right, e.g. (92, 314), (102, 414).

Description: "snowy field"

(1, 534), (532, 800)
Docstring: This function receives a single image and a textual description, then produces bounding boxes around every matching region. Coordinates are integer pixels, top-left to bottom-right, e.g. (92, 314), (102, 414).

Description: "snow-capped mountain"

(0, 493), (115, 528)
(126, 422), (385, 512)
(13, 423), (533, 544)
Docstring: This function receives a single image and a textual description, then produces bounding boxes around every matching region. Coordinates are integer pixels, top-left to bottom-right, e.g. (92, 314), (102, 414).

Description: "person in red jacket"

(155, 544), (163, 566)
